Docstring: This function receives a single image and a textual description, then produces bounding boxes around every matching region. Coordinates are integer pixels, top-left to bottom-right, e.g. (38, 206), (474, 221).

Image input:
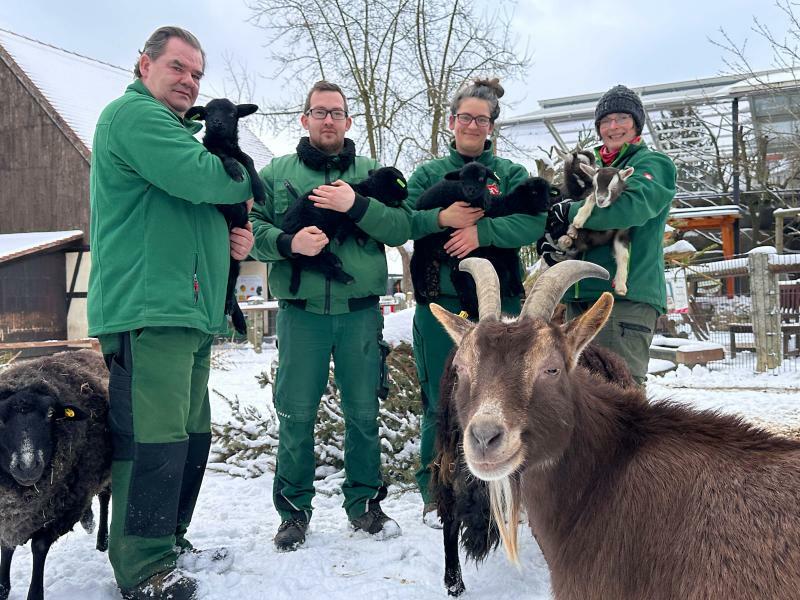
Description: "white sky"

(0, 0), (790, 156)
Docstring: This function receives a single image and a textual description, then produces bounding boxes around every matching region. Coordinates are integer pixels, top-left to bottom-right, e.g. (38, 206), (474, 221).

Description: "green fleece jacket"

(567, 142), (677, 313)
(407, 141), (545, 297)
(250, 140), (411, 314)
(88, 79), (254, 336)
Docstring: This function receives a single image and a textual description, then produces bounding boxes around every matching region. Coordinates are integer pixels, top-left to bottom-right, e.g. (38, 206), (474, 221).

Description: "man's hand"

(230, 222), (254, 260)
(444, 225), (479, 259)
(308, 180), (355, 213)
(291, 226), (329, 256)
(438, 201), (484, 229)
(246, 198), (254, 213)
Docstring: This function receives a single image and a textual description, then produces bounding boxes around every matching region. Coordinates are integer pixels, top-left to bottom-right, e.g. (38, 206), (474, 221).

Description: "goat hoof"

(446, 581), (466, 597)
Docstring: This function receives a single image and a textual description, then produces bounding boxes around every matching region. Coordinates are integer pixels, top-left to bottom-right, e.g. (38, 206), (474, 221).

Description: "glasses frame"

(598, 114), (633, 128)
(454, 113), (492, 127)
(306, 107), (349, 121)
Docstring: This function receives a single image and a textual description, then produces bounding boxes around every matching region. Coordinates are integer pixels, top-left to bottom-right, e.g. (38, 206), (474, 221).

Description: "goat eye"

(545, 368), (560, 376)
(46, 407), (55, 419)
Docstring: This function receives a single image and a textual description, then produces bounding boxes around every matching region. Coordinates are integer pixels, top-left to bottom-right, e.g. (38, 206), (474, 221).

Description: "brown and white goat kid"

(557, 162), (634, 295)
(430, 257), (800, 600)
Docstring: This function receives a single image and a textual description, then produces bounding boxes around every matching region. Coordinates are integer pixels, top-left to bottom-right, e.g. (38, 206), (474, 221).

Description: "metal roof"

(0, 28), (272, 170)
(0, 231), (83, 265)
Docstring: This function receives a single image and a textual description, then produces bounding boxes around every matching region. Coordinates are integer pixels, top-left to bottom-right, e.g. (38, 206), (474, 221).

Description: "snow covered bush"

(210, 342), (422, 488)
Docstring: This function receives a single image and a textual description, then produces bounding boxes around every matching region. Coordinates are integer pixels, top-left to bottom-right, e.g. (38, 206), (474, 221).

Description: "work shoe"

(176, 544), (234, 575)
(274, 517), (308, 552)
(350, 503), (402, 540)
(120, 568), (198, 600)
(422, 502), (443, 530)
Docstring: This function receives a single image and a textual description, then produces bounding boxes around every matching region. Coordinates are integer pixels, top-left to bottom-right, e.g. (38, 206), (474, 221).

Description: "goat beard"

(488, 475), (522, 566)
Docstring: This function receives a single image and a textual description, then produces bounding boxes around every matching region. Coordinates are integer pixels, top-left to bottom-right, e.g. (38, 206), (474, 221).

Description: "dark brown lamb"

(430, 258), (800, 600)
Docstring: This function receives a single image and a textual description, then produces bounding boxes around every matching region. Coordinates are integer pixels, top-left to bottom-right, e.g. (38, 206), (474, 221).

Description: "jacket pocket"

(619, 321), (652, 336)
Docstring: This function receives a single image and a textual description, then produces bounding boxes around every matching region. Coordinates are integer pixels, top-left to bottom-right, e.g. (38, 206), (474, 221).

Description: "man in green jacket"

(407, 79), (546, 526)
(88, 26), (254, 600)
(250, 81), (411, 551)
(542, 84), (677, 385)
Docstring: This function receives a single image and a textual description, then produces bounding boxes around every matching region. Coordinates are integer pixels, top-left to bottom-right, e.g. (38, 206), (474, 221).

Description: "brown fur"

(435, 297), (800, 600)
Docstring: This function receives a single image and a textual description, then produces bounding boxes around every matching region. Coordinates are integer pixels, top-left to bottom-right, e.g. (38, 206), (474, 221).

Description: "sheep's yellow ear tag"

(396, 179), (406, 188)
(189, 114), (202, 121)
(63, 408), (75, 418)
(457, 310), (469, 320)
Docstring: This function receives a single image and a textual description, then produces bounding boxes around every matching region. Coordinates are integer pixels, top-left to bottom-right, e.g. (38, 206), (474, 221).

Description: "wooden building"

(0, 29), (271, 345)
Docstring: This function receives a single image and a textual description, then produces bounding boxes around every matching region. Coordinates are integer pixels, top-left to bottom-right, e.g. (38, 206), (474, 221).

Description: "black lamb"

(186, 99), (267, 335)
(411, 162), (554, 317)
(0, 350), (111, 600)
(280, 166), (408, 294)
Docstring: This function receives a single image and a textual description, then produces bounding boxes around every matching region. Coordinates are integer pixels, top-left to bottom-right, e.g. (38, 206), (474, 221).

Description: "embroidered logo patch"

(486, 183), (501, 196)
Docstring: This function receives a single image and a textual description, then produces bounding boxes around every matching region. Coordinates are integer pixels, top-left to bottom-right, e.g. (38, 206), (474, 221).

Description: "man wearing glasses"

(250, 81), (410, 551)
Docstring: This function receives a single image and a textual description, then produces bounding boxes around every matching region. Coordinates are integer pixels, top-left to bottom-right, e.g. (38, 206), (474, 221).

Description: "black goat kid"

(186, 99), (266, 335)
(411, 162), (554, 317)
(280, 167), (408, 294)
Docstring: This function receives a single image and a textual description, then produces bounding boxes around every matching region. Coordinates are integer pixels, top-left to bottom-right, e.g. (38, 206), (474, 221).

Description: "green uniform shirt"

(567, 142), (677, 313)
(407, 140), (545, 297)
(88, 79), (254, 336)
(250, 147), (411, 314)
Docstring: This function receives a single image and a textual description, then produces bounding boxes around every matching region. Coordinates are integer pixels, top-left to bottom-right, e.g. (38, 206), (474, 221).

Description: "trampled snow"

(7, 309), (800, 599)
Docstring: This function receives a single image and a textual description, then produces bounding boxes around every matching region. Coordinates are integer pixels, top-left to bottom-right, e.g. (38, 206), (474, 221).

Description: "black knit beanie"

(594, 85), (645, 134)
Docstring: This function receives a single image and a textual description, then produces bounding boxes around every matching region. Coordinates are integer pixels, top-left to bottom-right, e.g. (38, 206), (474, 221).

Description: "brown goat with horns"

(430, 257), (800, 600)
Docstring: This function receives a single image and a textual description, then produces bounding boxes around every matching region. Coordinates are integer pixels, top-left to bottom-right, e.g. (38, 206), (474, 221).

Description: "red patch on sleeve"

(643, 172), (653, 180)
(486, 183), (501, 196)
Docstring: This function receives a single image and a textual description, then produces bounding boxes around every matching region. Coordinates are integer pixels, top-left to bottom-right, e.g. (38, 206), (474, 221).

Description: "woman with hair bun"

(407, 78), (545, 527)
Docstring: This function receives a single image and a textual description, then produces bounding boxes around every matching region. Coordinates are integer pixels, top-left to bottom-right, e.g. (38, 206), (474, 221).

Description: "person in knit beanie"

(539, 83), (677, 386)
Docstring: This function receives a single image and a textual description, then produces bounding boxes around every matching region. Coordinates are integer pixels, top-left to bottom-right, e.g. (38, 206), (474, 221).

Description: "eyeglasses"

(599, 114), (633, 127)
(455, 113), (492, 127)
(306, 108), (348, 121)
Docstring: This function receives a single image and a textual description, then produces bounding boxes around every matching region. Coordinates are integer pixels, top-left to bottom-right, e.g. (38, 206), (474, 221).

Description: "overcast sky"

(0, 0), (791, 155)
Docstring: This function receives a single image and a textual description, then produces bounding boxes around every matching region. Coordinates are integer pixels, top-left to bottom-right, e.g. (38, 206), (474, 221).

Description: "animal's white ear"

(619, 167), (635, 181)
(554, 147), (568, 161)
(430, 303), (474, 345)
(237, 104), (259, 118)
(562, 292), (614, 369)
(578, 163), (597, 177)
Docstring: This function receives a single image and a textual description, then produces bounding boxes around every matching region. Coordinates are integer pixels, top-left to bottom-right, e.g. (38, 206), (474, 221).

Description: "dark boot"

(120, 569), (198, 600)
(273, 517), (308, 552)
(350, 502), (402, 539)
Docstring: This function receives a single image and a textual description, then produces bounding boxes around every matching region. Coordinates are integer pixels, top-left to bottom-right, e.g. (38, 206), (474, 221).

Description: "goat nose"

(470, 421), (504, 454)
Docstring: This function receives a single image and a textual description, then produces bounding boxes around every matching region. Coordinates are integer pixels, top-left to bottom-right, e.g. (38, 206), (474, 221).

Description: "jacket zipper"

(193, 254), (199, 304)
(619, 321), (652, 337)
(324, 164), (332, 314)
(283, 180), (300, 201)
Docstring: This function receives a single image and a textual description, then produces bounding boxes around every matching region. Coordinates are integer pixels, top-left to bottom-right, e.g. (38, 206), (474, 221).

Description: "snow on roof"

(0, 28), (271, 169)
(0, 230), (83, 264)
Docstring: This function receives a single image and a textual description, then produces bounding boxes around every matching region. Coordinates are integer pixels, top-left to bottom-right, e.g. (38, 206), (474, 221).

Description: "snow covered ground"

(9, 308), (800, 599)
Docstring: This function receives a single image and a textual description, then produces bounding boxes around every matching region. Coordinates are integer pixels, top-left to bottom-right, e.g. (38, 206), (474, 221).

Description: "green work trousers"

(566, 298), (659, 386)
(101, 327), (213, 590)
(272, 302), (388, 522)
(412, 296), (521, 504)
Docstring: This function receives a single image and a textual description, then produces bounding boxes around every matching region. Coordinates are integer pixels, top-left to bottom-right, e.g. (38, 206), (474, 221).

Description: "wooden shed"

(0, 29), (272, 346)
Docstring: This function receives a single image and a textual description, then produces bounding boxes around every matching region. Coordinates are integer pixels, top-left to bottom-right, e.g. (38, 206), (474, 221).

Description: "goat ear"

(56, 404), (89, 421)
(619, 166), (635, 181)
(430, 303), (474, 345)
(554, 147), (568, 161)
(237, 104), (259, 118)
(185, 105), (206, 121)
(578, 163), (597, 177)
(563, 292), (614, 369)
(443, 170), (461, 181)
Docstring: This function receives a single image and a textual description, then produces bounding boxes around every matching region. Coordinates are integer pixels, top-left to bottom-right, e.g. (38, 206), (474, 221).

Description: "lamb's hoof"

(446, 579), (465, 597)
(558, 235), (573, 249)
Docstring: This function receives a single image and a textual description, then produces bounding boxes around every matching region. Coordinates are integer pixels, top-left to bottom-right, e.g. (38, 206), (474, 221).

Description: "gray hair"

(449, 78), (505, 122)
(134, 26), (205, 78)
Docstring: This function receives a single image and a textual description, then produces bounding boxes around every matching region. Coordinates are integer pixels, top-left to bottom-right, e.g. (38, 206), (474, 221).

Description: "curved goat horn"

(519, 260), (609, 322)
(459, 257), (501, 321)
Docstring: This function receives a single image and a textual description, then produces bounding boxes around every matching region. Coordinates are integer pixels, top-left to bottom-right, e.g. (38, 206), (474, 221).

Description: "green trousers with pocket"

(272, 302), (389, 522)
(101, 327), (213, 590)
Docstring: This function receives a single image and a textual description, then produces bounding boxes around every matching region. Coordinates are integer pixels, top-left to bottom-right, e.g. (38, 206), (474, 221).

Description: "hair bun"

(474, 77), (504, 99)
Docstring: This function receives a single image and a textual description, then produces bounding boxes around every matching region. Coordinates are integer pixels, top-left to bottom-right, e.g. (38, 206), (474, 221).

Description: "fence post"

(749, 252), (781, 372)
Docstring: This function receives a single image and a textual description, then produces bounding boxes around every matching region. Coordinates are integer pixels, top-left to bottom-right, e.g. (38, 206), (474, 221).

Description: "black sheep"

(0, 350), (111, 600)
(411, 162), (554, 317)
(280, 166), (408, 294)
(186, 99), (267, 335)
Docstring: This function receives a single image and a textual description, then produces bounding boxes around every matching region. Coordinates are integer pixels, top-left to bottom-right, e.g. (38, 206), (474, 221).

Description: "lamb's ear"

(56, 404), (89, 421)
(619, 166), (635, 181)
(562, 292), (614, 370)
(443, 170), (462, 181)
(185, 105), (206, 121)
(430, 303), (474, 346)
(578, 163), (597, 177)
(237, 104), (259, 118)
